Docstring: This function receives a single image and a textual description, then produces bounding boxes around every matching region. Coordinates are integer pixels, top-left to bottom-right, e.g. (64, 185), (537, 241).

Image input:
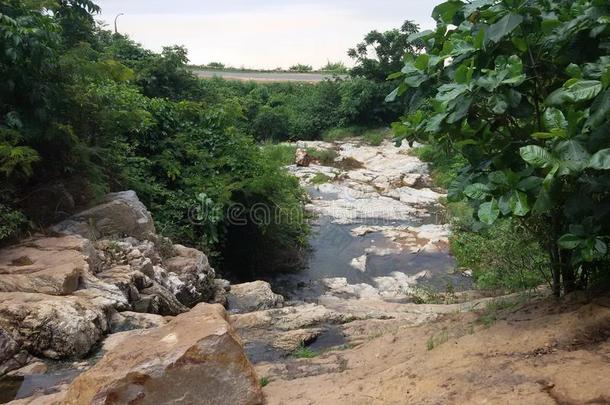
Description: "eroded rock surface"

(0, 191), (222, 380)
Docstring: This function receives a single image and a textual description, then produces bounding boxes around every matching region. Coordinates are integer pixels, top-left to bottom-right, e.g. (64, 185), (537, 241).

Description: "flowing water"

(264, 140), (472, 303)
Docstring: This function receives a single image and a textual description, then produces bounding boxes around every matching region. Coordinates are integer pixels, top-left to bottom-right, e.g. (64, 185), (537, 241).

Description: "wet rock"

(110, 311), (168, 332)
(6, 388), (67, 405)
(232, 303), (349, 331)
(228, 281), (284, 313)
(386, 186), (445, 205)
(7, 360), (47, 377)
(272, 329), (322, 352)
(52, 190), (155, 240)
(64, 304), (263, 405)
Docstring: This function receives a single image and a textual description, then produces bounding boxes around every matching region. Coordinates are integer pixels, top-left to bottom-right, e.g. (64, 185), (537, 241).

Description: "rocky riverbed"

(2, 139), (608, 404)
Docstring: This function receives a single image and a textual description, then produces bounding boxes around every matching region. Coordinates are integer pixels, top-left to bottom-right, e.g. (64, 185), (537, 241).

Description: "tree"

(348, 20), (422, 81)
(289, 64), (313, 72)
(389, 0), (610, 296)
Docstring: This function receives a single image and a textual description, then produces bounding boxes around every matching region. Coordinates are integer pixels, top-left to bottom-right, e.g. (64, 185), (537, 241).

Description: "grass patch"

(307, 148), (338, 165)
(311, 173), (332, 185)
(292, 345), (319, 359)
(362, 128), (389, 146)
(476, 298), (521, 328)
(426, 328), (449, 350)
(260, 143), (297, 166)
(411, 144), (466, 188)
(259, 376), (270, 387)
(322, 126), (390, 146)
(322, 126), (365, 142)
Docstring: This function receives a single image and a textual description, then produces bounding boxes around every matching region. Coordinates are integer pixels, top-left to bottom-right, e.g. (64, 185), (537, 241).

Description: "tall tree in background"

(348, 20), (422, 81)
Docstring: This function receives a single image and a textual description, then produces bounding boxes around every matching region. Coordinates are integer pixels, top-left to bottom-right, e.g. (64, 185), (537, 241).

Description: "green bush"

(0, 204), (26, 243)
(450, 214), (549, 292)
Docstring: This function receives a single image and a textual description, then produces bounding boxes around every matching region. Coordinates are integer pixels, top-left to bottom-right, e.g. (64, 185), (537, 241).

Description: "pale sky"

(96, 1), (442, 69)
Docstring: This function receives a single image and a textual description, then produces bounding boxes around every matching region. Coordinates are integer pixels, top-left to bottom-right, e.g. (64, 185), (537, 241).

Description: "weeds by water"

(311, 173), (332, 185)
(292, 345), (319, 359)
(259, 377), (270, 387)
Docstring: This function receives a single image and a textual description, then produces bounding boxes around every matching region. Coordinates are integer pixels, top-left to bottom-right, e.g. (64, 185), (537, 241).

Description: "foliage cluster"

(0, 1), (307, 276)
(391, 0), (610, 295)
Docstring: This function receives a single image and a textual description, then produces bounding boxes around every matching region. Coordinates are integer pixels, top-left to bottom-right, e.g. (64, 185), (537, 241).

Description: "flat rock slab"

(0, 236), (95, 296)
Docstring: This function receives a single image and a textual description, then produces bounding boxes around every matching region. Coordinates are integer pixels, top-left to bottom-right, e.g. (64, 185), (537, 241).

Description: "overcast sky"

(96, 1), (442, 69)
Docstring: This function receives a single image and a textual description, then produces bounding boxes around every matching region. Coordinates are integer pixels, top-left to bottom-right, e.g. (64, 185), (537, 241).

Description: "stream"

(264, 140), (472, 302)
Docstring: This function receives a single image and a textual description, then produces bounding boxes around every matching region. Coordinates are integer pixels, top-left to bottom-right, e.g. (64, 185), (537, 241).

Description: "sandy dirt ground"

(260, 293), (610, 405)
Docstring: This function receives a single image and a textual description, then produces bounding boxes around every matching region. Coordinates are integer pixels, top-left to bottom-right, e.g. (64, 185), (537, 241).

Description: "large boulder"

(227, 281), (284, 313)
(64, 304), (264, 405)
(0, 292), (110, 365)
(52, 190), (155, 240)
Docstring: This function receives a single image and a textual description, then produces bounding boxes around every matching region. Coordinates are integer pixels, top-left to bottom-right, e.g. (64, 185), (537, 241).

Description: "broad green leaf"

(488, 171), (508, 185)
(595, 238), (607, 255)
(436, 83), (469, 103)
(414, 54), (430, 71)
(463, 0), (495, 16)
(385, 88), (399, 102)
(432, 1), (463, 24)
(464, 183), (491, 200)
(407, 30), (435, 42)
(543, 164), (559, 190)
(511, 36), (528, 52)
(558, 234), (584, 250)
(589, 149), (610, 169)
(517, 176), (542, 192)
(547, 79), (603, 105)
(486, 13), (524, 44)
(565, 64), (583, 79)
(478, 199), (500, 225)
(520, 145), (555, 168)
(425, 113), (448, 133)
(585, 88), (610, 129)
(510, 190), (530, 216)
(498, 193), (512, 215)
(531, 129), (567, 140)
(556, 140), (591, 173)
(532, 188), (553, 214)
(543, 107), (568, 130)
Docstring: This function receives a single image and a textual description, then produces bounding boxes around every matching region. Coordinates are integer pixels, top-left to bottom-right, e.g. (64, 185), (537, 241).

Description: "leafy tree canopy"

(349, 20), (422, 81)
(390, 0), (610, 295)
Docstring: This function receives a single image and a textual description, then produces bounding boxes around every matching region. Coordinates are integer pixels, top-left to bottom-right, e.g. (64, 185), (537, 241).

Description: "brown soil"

(260, 294), (610, 405)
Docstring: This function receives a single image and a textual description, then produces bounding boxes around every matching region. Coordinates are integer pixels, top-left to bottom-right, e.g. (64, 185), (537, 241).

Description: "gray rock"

(228, 281), (284, 313)
(163, 244), (216, 306)
(52, 190), (155, 240)
(110, 311), (168, 333)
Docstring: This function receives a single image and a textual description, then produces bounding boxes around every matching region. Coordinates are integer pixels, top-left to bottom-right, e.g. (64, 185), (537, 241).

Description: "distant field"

(193, 69), (344, 82)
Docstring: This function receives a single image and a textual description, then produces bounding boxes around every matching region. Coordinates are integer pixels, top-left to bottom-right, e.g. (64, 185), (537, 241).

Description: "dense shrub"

(0, 2), (307, 278)
(391, 0), (610, 295)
